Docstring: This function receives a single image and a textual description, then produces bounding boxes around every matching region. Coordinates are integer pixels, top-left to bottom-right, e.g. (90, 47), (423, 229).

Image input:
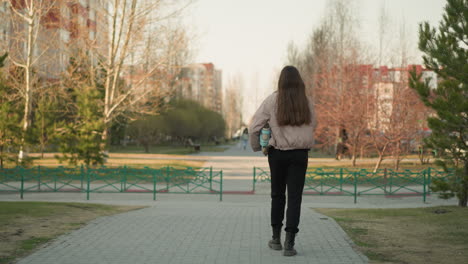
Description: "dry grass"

(0, 202), (144, 264)
(315, 206), (468, 264)
(309, 160), (433, 171)
(28, 154), (206, 169)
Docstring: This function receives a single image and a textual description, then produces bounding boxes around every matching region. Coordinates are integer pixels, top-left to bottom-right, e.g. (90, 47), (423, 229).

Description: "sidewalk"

(3, 192), (458, 264)
(12, 197), (367, 264)
(193, 144), (268, 193)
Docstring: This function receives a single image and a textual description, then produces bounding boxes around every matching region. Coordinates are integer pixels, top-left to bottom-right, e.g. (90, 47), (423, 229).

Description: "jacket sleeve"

(249, 98), (270, 152)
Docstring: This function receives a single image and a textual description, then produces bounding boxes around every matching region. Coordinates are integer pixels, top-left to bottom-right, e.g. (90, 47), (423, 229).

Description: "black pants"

(268, 147), (308, 234)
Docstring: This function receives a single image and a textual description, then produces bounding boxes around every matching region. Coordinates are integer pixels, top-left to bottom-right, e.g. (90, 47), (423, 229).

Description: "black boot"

(268, 226), (282, 250)
(283, 232), (297, 256)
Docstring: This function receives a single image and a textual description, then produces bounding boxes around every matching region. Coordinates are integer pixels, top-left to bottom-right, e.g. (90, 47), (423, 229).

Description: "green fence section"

(0, 166), (223, 201)
(253, 167), (451, 203)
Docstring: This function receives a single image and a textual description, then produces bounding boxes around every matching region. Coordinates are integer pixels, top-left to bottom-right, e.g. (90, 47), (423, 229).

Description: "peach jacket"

(249, 91), (316, 152)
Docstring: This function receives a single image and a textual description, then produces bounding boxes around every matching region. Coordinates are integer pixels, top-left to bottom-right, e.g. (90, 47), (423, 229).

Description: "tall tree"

(52, 50), (106, 166)
(6, 0), (56, 162)
(223, 75), (243, 139)
(0, 52), (21, 168)
(410, 0), (468, 207)
(286, 0), (367, 162)
(55, 85), (105, 166)
(94, 0), (193, 150)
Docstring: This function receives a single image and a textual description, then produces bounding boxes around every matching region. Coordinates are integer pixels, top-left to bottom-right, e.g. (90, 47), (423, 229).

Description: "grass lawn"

(31, 157), (206, 169)
(309, 161), (433, 171)
(109, 144), (229, 155)
(315, 206), (468, 264)
(0, 202), (144, 264)
(309, 150), (336, 159)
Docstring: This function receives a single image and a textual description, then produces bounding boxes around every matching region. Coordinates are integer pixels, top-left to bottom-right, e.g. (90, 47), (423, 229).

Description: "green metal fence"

(253, 167), (451, 203)
(0, 166), (223, 201)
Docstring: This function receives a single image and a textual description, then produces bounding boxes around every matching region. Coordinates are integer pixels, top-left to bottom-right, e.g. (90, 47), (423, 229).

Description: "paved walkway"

(3, 144), (459, 264)
(194, 144), (267, 193)
(15, 199), (367, 264)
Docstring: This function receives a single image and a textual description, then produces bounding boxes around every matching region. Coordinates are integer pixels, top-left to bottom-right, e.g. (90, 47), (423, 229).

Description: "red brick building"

(2, 0), (108, 79)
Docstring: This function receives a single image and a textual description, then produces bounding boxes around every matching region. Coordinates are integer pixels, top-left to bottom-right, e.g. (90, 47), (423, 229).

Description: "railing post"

(37, 166), (41, 191)
(353, 171), (358, 204)
(166, 166), (170, 192)
(120, 166), (124, 192)
(153, 169), (157, 201)
(80, 165), (84, 191)
(209, 166), (213, 191)
(427, 167), (432, 195)
(383, 168), (387, 194)
(53, 169), (57, 192)
(220, 170), (223, 202)
(86, 167), (90, 200)
(187, 171), (190, 194)
(389, 169), (393, 194)
(423, 169), (427, 203)
(320, 171), (323, 195)
(124, 165), (128, 192)
(253, 167), (256, 192)
(339, 168), (343, 192)
(121, 166), (126, 192)
(20, 167), (24, 200)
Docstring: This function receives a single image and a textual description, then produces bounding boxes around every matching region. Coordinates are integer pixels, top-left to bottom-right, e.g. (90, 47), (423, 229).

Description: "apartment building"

(372, 65), (436, 131)
(0, 2), (10, 52)
(175, 63), (223, 114)
(1, 0), (108, 79)
(313, 63), (435, 135)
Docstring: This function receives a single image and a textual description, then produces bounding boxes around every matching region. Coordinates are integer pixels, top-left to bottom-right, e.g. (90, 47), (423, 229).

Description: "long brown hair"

(276, 66), (311, 126)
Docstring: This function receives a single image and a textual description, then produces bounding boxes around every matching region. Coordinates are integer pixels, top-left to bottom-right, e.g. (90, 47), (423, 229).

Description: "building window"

(62, 5), (71, 19)
(89, 30), (95, 40)
(78, 16), (85, 27)
(89, 9), (96, 20)
(60, 29), (70, 43)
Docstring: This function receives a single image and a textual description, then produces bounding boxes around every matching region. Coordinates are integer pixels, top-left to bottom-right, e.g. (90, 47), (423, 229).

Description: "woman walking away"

(249, 66), (315, 256)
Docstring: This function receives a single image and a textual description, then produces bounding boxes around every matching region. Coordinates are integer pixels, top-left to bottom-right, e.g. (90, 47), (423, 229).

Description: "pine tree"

(0, 92), (21, 168)
(56, 85), (106, 166)
(55, 52), (106, 166)
(32, 95), (61, 158)
(0, 53), (22, 168)
(410, 0), (468, 207)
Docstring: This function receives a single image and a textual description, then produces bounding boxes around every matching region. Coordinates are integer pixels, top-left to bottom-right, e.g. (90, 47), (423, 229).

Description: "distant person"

(335, 128), (350, 160)
(249, 66), (315, 256)
(241, 128), (249, 150)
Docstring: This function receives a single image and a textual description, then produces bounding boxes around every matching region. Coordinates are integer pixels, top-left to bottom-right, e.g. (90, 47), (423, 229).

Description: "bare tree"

(286, 41), (302, 68)
(285, 1), (361, 158)
(377, 2), (391, 67)
(89, 0), (193, 150)
(5, 0), (57, 162)
(371, 74), (428, 171)
(223, 74), (243, 139)
(372, 15), (430, 171)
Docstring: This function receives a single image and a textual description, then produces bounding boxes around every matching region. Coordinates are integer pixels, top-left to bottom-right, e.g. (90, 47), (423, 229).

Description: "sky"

(185, 0), (447, 122)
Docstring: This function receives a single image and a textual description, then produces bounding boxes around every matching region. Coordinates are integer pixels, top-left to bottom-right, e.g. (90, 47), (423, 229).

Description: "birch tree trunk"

(374, 142), (390, 173)
(7, 0), (52, 162)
